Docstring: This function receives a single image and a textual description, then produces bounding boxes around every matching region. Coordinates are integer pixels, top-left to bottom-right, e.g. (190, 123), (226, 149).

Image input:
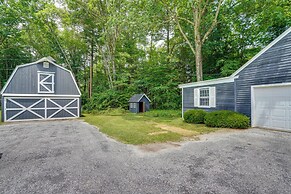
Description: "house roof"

(0, 57), (81, 96)
(178, 76), (238, 88)
(179, 27), (291, 89)
(128, 94), (151, 102)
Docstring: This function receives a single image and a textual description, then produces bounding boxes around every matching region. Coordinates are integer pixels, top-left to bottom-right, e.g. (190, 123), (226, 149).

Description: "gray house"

(179, 27), (291, 131)
(128, 94), (151, 113)
(0, 57), (81, 122)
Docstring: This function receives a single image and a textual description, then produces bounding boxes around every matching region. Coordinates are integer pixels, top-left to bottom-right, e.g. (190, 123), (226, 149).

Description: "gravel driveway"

(0, 120), (290, 194)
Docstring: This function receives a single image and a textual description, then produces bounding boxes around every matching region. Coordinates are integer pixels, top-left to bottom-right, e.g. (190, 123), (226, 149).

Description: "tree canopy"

(0, 0), (290, 110)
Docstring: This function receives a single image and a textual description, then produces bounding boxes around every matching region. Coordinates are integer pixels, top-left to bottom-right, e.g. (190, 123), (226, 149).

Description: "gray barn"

(179, 27), (291, 131)
(128, 94), (151, 113)
(0, 57), (81, 122)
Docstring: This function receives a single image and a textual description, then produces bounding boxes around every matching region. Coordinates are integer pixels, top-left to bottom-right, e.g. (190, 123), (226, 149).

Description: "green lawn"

(83, 109), (219, 145)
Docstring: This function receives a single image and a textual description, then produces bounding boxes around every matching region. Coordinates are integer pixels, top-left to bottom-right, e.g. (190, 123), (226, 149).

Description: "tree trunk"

(194, 7), (203, 82)
(89, 39), (94, 98)
(195, 41), (203, 81)
(166, 8), (170, 63)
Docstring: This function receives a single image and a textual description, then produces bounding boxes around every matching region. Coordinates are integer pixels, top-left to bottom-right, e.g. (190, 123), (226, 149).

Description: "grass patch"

(84, 114), (182, 145)
(84, 109), (220, 145)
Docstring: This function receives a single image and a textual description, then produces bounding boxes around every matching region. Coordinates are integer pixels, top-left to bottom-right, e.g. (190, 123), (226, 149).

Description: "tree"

(173, 0), (223, 81)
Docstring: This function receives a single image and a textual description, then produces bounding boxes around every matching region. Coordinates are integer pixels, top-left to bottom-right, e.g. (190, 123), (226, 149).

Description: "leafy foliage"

(204, 110), (250, 129)
(0, 0), (290, 111)
(184, 109), (207, 124)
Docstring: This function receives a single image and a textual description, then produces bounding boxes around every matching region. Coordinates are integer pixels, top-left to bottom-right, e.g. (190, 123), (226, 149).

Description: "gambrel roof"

(0, 57), (81, 96)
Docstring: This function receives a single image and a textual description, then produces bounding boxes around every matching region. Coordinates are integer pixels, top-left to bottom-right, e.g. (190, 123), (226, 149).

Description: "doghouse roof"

(128, 94), (151, 103)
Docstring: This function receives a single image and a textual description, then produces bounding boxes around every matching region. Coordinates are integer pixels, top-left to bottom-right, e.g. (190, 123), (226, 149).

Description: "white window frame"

(130, 103), (136, 109)
(199, 87), (210, 107)
(38, 71), (55, 93)
(194, 87), (216, 108)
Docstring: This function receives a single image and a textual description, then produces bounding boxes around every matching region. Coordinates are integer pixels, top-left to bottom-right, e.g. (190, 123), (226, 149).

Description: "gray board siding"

(3, 62), (79, 95)
(235, 31), (291, 117)
(183, 82), (235, 113)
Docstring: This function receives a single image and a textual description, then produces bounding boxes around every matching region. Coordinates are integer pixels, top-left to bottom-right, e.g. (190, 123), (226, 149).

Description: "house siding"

(183, 82), (235, 113)
(3, 62), (79, 95)
(235, 31), (291, 117)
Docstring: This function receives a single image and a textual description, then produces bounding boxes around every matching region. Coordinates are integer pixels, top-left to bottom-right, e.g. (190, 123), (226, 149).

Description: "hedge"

(184, 109), (206, 124)
(204, 110), (250, 129)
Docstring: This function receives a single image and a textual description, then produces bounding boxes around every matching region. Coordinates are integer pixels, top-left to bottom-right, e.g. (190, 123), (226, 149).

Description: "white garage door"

(252, 84), (291, 130)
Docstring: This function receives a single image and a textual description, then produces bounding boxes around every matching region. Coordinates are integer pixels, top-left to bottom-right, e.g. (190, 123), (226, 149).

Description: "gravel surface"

(0, 120), (290, 194)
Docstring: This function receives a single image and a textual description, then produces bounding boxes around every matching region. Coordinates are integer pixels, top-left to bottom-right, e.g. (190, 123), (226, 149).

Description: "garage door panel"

(6, 99), (22, 108)
(253, 85), (291, 130)
(272, 109), (286, 118)
(67, 100), (78, 108)
(255, 108), (270, 116)
(51, 99), (74, 107)
(32, 100), (45, 108)
(4, 97), (79, 122)
(53, 110), (76, 118)
(13, 99), (42, 108)
(271, 120), (286, 129)
(47, 100), (59, 108)
(33, 110), (46, 118)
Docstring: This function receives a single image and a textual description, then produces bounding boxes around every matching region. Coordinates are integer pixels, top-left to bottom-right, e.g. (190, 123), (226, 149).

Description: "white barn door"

(252, 84), (291, 130)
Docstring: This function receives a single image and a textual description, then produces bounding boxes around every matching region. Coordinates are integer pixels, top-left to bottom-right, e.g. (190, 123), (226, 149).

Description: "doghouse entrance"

(139, 102), (145, 112)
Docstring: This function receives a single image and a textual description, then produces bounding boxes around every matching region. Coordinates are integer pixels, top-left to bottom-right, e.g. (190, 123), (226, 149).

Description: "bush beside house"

(205, 110), (250, 129)
(184, 109), (206, 124)
(184, 109), (250, 129)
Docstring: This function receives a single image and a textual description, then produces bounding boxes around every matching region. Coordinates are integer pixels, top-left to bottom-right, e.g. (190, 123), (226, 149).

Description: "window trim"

(198, 87), (210, 108)
(194, 87), (216, 108)
(130, 103), (136, 109)
(38, 72), (55, 94)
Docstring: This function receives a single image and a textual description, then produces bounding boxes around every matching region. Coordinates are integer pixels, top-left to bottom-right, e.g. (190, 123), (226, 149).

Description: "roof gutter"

(178, 76), (239, 89)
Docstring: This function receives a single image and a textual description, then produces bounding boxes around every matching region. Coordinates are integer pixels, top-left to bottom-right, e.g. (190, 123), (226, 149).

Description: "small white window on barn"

(194, 87), (216, 108)
(133, 103), (136, 108)
(38, 72), (55, 93)
(43, 61), (50, 68)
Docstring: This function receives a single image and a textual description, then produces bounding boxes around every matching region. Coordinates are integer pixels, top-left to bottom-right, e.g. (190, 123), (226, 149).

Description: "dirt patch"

(138, 142), (181, 152)
(148, 131), (169, 136)
(155, 124), (197, 136)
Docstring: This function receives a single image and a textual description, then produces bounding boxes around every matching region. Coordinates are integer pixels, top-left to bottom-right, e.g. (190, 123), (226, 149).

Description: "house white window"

(199, 88), (210, 106)
(38, 72), (55, 93)
(194, 87), (216, 108)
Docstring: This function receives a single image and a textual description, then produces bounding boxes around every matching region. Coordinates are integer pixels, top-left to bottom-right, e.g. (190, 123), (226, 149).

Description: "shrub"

(184, 109), (206, 124)
(204, 110), (250, 129)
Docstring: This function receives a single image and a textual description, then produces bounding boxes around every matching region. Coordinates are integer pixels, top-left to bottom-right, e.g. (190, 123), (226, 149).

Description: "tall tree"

(173, 0), (223, 81)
